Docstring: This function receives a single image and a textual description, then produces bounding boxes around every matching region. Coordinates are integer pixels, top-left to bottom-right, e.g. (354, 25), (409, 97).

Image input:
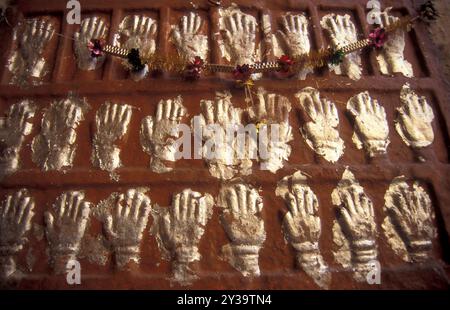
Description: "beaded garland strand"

(89, 0), (437, 85)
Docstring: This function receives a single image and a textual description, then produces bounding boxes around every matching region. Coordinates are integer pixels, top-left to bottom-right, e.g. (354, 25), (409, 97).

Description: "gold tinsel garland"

(95, 1), (437, 78)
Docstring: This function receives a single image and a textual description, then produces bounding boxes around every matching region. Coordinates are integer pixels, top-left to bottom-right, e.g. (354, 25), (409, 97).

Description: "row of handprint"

(0, 170), (437, 287)
(8, 5), (413, 84)
(0, 84), (435, 181)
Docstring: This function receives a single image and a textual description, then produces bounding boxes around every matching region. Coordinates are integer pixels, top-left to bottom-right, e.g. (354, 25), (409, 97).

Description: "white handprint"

(31, 94), (89, 171)
(383, 177), (436, 262)
(321, 14), (362, 80)
(117, 15), (158, 80)
(279, 171), (330, 289)
(152, 189), (213, 285)
(8, 17), (54, 84)
(332, 168), (378, 282)
(140, 97), (187, 173)
(92, 102), (132, 181)
(249, 88), (293, 173)
(276, 13), (312, 79)
(376, 8), (413, 77)
(0, 100), (36, 180)
(101, 189), (151, 268)
(44, 191), (91, 273)
(172, 12), (208, 61)
(395, 84), (434, 149)
(74, 16), (109, 71)
(196, 91), (254, 180)
(296, 87), (344, 163)
(219, 5), (259, 65)
(0, 189), (34, 279)
(219, 183), (265, 277)
(118, 15), (157, 57)
(347, 91), (390, 157)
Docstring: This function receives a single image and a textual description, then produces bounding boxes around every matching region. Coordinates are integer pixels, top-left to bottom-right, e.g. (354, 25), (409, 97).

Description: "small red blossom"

(183, 56), (204, 81)
(368, 28), (387, 48)
(87, 39), (106, 58)
(233, 64), (252, 81)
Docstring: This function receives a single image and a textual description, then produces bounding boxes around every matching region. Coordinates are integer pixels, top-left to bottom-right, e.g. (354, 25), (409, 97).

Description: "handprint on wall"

(383, 177), (436, 262)
(347, 91), (390, 157)
(219, 183), (265, 277)
(99, 189), (151, 269)
(0, 189), (34, 280)
(45, 191), (91, 273)
(276, 171), (331, 289)
(321, 14), (362, 80)
(332, 168), (378, 282)
(172, 12), (208, 61)
(118, 15), (157, 57)
(8, 17), (54, 85)
(196, 91), (254, 180)
(248, 87), (293, 173)
(140, 96), (187, 173)
(74, 16), (109, 71)
(92, 102), (132, 181)
(31, 94), (90, 172)
(275, 13), (312, 79)
(395, 83), (434, 149)
(117, 15), (158, 80)
(0, 100), (36, 180)
(218, 5), (259, 66)
(151, 189), (213, 285)
(296, 87), (344, 163)
(376, 8), (413, 77)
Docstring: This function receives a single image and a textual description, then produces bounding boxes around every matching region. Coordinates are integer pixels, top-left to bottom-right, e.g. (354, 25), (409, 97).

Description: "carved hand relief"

(275, 13), (312, 79)
(74, 16), (109, 71)
(219, 183), (265, 277)
(118, 15), (157, 57)
(31, 94), (90, 172)
(99, 188), (151, 269)
(321, 14), (362, 80)
(276, 171), (331, 289)
(0, 100), (36, 180)
(248, 88), (293, 173)
(117, 15), (158, 80)
(44, 191), (91, 273)
(92, 102), (132, 181)
(196, 91), (253, 180)
(377, 8), (413, 77)
(395, 84), (434, 149)
(382, 177), (436, 262)
(172, 12), (208, 61)
(140, 96), (187, 173)
(296, 87), (344, 163)
(332, 168), (378, 282)
(0, 189), (35, 280)
(151, 189), (213, 285)
(218, 5), (259, 66)
(347, 91), (390, 157)
(8, 17), (54, 85)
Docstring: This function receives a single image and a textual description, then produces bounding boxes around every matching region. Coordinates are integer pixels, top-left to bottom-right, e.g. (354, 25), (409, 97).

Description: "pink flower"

(87, 39), (105, 58)
(369, 28), (387, 48)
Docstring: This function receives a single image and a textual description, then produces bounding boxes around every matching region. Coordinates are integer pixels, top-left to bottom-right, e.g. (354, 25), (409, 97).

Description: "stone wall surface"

(0, 0), (449, 289)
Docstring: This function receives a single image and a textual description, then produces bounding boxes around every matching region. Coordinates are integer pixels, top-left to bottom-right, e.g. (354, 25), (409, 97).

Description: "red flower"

(277, 55), (294, 73)
(183, 56), (204, 81)
(369, 28), (387, 48)
(233, 64), (252, 81)
(87, 39), (106, 58)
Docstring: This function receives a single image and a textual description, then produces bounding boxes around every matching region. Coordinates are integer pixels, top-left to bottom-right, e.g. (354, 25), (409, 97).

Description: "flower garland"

(91, 0), (438, 88)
